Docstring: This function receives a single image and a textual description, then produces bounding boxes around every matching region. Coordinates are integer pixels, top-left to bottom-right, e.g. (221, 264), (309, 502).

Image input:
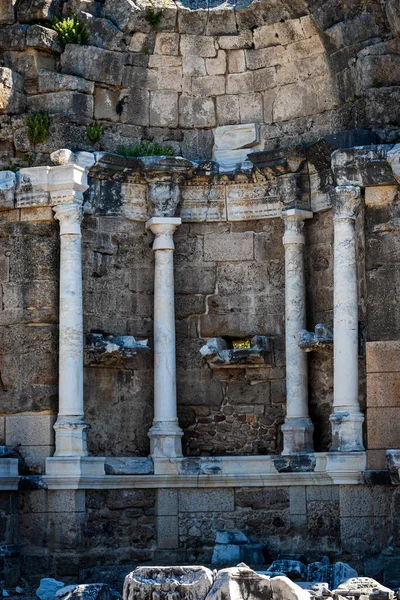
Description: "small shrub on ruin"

(145, 0), (166, 27)
(87, 123), (103, 143)
(27, 113), (50, 145)
(117, 141), (175, 157)
(50, 15), (89, 47)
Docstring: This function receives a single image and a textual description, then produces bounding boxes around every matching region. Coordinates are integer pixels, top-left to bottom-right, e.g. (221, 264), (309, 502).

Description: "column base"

(329, 411), (364, 452)
(45, 456), (105, 478)
(281, 417), (314, 455)
(54, 418), (88, 457)
(148, 421), (183, 459)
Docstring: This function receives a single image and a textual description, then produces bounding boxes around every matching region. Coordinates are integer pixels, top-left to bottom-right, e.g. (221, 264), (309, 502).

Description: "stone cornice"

(16, 164), (88, 209)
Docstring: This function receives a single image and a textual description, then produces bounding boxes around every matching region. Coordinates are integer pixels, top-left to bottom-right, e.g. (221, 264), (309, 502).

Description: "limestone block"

(86, 17), (124, 52)
(387, 143), (400, 183)
(253, 19), (307, 50)
(0, 25), (27, 51)
(26, 24), (62, 53)
(0, 171), (16, 210)
(183, 55), (206, 76)
(226, 72), (254, 94)
(27, 91), (93, 124)
(182, 129), (214, 161)
(36, 579), (65, 600)
(239, 93), (263, 123)
(218, 31), (253, 50)
(367, 407), (400, 448)
(271, 577), (310, 600)
(124, 567), (213, 600)
(204, 232), (254, 261)
(39, 69), (94, 94)
(192, 75), (225, 96)
(254, 67), (277, 92)
(177, 8), (208, 35)
(64, 584), (120, 600)
(206, 566), (272, 600)
(268, 561), (307, 581)
(366, 341), (400, 373)
(216, 95), (240, 126)
(334, 578), (392, 597)
(17, 0), (62, 22)
(245, 46), (286, 70)
(4, 48), (56, 93)
(365, 185), (397, 206)
(155, 489), (178, 515)
(358, 54), (400, 90)
(6, 414), (56, 447)
(61, 44), (124, 85)
(216, 530), (249, 544)
(129, 32), (147, 52)
(94, 87), (120, 122)
(214, 122), (259, 151)
(150, 90), (178, 127)
(0, 67), (25, 114)
(120, 87), (149, 126)
(149, 54), (182, 68)
(0, 0), (16, 24)
(104, 457), (153, 475)
(103, 0), (147, 33)
(157, 67), (183, 91)
(212, 544), (241, 565)
(386, 449), (400, 484)
(206, 51), (226, 76)
(332, 145), (395, 187)
(228, 49), (245, 73)
(367, 372), (400, 407)
(386, 0), (400, 36)
(179, 488), (234, 512)
(180, 185), (226, 222)
(206, 9), (237, 36)
(179, 94), (216, 128)
(226, 183), (280, 220)
(273, 82), (318, 122)
(180, 34), (216, 58)
(154, 32), (179, 55)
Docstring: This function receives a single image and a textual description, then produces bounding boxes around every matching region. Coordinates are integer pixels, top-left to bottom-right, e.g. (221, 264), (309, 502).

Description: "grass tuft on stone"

(50, 15), (89, 47)
(27, 113), (50, 145)
(87, 122), (103, 143)
(117, 141), (175, 157)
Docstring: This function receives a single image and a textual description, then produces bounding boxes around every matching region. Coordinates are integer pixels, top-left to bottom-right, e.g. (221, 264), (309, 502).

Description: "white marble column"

(146, 217), (183, 458)
(330, 185), (364, 452)
(281, 208), (314, 454)
(53, 202), (87, 456)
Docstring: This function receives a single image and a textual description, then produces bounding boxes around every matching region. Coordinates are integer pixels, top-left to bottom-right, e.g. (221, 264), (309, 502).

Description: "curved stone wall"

(1, 0), (399, 165)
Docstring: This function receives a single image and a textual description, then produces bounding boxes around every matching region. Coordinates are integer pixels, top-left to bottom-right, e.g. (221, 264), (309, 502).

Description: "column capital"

(282, 208), (313, 245)
(17, 164), (88, 209)
(331, 185), (361, 221)
(146, 217), (181, 250)
(53, 202), (83, 235)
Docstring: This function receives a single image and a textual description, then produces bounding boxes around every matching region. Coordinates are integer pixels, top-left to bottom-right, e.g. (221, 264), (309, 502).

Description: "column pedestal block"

(329, 411), (364, 452)
(281, 417), (314, 455)
(148, 421), (183, 459)
(53, 418), (88, 457)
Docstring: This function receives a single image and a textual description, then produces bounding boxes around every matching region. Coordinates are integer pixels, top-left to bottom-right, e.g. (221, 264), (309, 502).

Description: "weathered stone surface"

(268, 561), (307, 581)
(204, 232), (254, 262)
(334, 578), (393, 598)
(39, 70), (94, 94)
(386, 450), (400, 484)
(86, 17), (125, 51)
(61, 44), (124, 85)
(17, 0), (62, 22)
(0, 25), (27, 51)
(26, 24), (62, 52)
(123, 566), (213, 600)
(27, 92), (93, 124)
(64, 584), (121, 600)
(36, 578), (66, 600)
(271, 577), (311, 600)
(332, 145), (396, 187)
(104, 457), (153, 475)
(150, 91), (179, 127)
(179, 95), (216, 128)
(0, 67), (25, 114)
(0, 171), (16, 210)
(103, 0), (147, 33)
(207, 566), (272, 600)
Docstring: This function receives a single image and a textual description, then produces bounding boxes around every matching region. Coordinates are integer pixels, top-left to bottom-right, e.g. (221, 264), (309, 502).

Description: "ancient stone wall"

(1, 0), (399, 165)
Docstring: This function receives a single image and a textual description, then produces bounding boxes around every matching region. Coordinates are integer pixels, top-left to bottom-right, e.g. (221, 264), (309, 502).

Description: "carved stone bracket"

(298, 324), (333, 352)
(200, 336), (272, 367)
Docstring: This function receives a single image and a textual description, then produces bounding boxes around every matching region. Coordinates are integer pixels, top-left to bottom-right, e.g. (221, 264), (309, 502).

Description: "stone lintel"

(16, 164), (88, 209)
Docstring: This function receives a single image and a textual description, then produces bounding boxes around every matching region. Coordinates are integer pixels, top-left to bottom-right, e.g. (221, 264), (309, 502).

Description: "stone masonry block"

(156, 489), (178, 516)
(366, 341), (400, 373)
(179, 489), (234, 512)
(150, 91), (178, 127)
(216, 95), (240, 126)
(289, 486), (306, 515)
(27, 92), (93, 124)
(204, 233), (254, 262)
(179, 95), (216, 128)
(367, 407), (400, 449)
(6, 414), (56, 447)
(180, 35), (216, 58)
(339, 486), (392, 518)
(156, 515), (179, 549)
(367, 372), (400, 407)
(47, 490), (85, 513)
(154, 33), (179, 55)
(61, 44), (123, 86)
(191, 76), (225, 96)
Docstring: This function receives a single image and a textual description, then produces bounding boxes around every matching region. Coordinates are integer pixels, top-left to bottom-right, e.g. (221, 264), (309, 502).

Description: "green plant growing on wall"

(50, 15), (89, 47)
(145, 0), (166, 27)
(27, 113), (50, 145)
(117, 140), (175, 157)
(372, 79), (382, 88)
(87, 122), (103, 143)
